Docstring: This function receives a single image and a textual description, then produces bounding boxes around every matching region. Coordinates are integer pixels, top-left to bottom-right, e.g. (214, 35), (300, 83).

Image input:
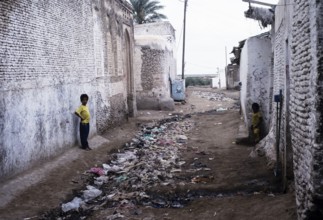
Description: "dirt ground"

(0, 87), (297, 220)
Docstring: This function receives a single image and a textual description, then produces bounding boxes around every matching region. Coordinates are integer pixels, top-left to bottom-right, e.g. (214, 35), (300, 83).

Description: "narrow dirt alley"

(0, 88), (296, 220)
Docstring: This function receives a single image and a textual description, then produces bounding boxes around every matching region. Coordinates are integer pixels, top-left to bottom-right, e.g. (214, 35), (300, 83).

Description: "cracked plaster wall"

(240, 35), (273, 135)
(0, 0), (135, 180)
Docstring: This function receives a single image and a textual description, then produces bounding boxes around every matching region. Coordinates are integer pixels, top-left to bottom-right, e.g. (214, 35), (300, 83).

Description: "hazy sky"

(160, 0), (278, 77)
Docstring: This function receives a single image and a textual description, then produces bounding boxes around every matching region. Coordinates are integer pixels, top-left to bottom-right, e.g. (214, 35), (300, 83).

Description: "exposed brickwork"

(0, 0), (135, 180)
(141, 48), (166, 91)
(134, 22), (176, 111)
(290, 0), (323, 218)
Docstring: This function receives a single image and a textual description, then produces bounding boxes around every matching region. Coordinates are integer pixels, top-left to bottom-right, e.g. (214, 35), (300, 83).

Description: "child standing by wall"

(75, 94), (92, 151)
(251, 103), (262, 144)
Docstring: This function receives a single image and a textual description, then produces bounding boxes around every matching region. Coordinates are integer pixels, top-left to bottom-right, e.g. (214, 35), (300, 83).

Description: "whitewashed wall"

(0, 0), (135, 180)
(240, 34), (273, 134)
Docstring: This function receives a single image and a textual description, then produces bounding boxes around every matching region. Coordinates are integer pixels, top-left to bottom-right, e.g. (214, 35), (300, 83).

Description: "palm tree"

(129, 0), (167, 24)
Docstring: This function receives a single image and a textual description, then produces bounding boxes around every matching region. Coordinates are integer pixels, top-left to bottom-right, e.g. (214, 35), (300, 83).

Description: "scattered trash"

(103, 164), (124, 173)
(214, 122), (223, 125)
(106, 213), (125, 220)
(191, 161), (207, 168)
(61, 197), (84, 212)
(170, 169), (182, 173)
(203, 168), (212, 171)
(47, 115), (197, 218)
(268, 193), (275, 197)
(152, 198), (167, 208)
(94, 176), (109, 186)
(83, 186), (102, 201)
(171, 201), (184, 208)
(177, 135), (188, 143)
(192, 91), (234, 102)
(191, 175), (214, 183)
(178, 161), (186, 166)
(217, 107), (228, 112)
(115, 175), (128, 183)
(23, 216), (38, 220)
(89, 167), (106, 176)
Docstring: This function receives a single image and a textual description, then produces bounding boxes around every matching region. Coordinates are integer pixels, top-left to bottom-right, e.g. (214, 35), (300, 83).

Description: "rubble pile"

(192, 91), (234, 102)
(42, 115), (194, 219)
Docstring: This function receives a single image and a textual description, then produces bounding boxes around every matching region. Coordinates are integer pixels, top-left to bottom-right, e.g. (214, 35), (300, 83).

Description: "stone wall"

(239, 33), (273, 136)
(134, 22), (176, 111)
(0, 0), (135, 180)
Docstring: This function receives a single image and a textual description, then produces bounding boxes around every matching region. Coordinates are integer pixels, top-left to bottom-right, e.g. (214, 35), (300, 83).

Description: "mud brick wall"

(290, 0), (323, 218)
(0, 0), (135, 180)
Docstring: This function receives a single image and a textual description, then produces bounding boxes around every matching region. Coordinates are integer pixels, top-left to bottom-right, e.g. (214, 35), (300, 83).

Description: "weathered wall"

(255, 0), (323, 218)
(239, 33), (273, 135)
(253, 0), (294, 182)
(0, 0), (135, 180)
(290, 0), (323, 218)
(134, 22), (176, 111)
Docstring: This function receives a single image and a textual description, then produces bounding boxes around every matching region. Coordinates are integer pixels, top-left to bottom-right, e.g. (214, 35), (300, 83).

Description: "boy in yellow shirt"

(251, 103), (262, 144)
(75, 94), (91, 151)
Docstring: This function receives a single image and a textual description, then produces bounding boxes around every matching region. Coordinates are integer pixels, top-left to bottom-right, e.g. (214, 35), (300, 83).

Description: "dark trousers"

(80, 123), (90, 149)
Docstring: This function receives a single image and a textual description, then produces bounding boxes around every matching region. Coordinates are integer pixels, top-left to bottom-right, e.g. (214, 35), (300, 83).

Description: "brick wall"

(0, 0), (135, 180)
(290, 0), (323, 218)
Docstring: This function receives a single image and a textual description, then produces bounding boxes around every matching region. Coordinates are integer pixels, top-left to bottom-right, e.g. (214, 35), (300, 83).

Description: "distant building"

(226, 40), (245, 90)
(134, 21), (177, 111)
(225, 64), (240, 89)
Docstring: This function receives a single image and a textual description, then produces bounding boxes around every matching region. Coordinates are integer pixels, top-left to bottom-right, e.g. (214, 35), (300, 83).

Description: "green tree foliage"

(185, 77), (212, 87)
(129, 0), (167, 24)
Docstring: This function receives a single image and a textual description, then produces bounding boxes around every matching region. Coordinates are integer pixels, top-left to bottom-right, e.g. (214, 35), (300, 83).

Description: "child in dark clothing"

(75, 94), (92, 151)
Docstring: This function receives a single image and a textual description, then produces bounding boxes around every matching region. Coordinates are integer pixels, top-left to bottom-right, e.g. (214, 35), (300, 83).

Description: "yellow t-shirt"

(252, 112), (262, 128)
(75, 105), (90, 123)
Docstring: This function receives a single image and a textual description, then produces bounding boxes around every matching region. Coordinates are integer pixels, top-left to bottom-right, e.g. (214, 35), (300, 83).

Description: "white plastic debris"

(106, 213), (125, 220)
(103, 164), (124, 173)
(116, 151), (137, 163)
(177, 135), (188, 143)
(83, 186), (102, 201)
(94, 176), (109, 186)
(61, 197), (84, 212)
(217, 107), (228, 112)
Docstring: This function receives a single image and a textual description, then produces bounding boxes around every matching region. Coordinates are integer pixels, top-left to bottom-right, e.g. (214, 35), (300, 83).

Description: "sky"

(160, 0), (278, 82)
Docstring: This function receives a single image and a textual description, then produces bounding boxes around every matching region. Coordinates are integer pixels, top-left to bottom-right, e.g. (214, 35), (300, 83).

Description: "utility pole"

(225, 46), (228, 89)
(181, 0), (188, 79)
